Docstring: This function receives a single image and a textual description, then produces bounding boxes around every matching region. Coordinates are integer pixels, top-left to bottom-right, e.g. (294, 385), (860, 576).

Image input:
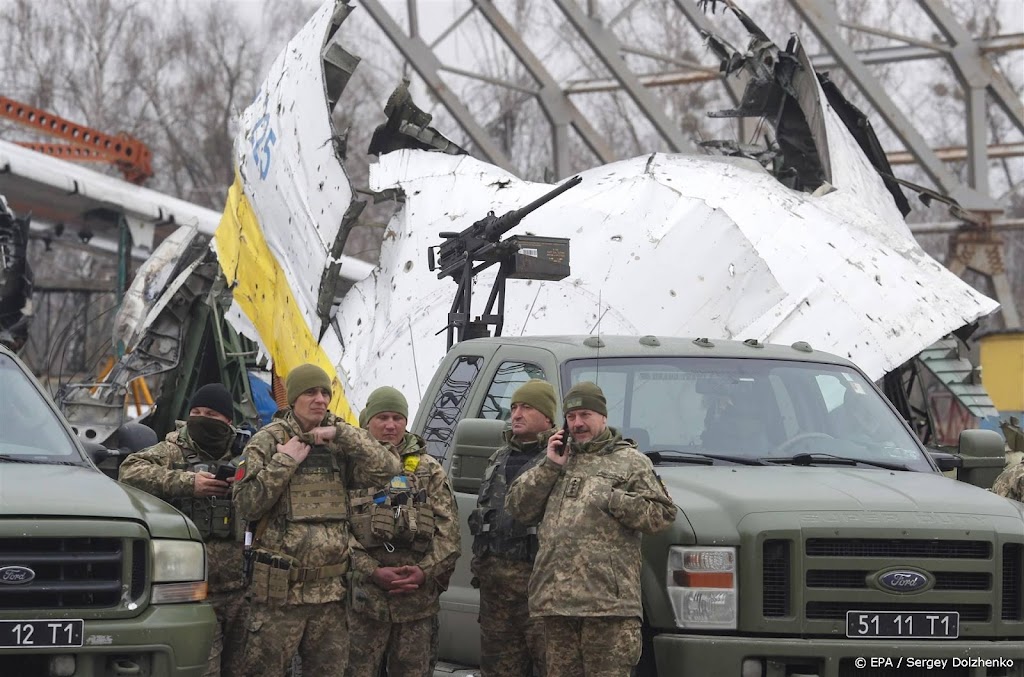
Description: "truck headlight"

(150, 540), (207, 604)
(667, 546), (737, 629)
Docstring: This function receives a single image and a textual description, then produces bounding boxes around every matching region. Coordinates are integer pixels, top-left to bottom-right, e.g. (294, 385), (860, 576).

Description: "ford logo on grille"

(0, 566), (36, 585)
(878, 570), (930, 592)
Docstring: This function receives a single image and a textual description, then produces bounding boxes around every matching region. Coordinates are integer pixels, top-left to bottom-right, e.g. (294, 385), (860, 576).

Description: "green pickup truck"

(421, 335), (1024, 677)
(0, 343), (216, 677)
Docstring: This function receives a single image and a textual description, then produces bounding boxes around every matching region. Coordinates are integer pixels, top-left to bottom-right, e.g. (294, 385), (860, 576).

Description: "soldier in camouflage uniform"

(232, 365), (401, 677)
(507, 382), (677, 677)
(993, 417), (1024, 501)
(469, 379), (557, 676)
(992, 461), (1024, 502)
(345, 386), (461, 677)
(119, 383), (245, 677)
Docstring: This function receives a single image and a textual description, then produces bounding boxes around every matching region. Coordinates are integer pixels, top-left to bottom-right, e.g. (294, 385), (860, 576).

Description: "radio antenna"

(596, 290), (602, 381)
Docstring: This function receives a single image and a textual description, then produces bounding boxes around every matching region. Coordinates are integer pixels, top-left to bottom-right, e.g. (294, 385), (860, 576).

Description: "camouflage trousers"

(237, 601), (348, 677)
(344, 613), (434, 677)
(476, 557), (545, 677)
(205, 588), (248, 677)
(541, 616), (641, 677)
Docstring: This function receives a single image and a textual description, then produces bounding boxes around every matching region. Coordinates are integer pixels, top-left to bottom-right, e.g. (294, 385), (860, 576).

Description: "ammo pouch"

(249, 551), (294, 603)
(348, 490), (435, 552)
(347, 494), (396, 549)
(286, 449), (347, 523)
(370, 504), (396, 542)
(412, 505), (436, 552)
(171, 497), (234, 540)
(471, 509), (538, 562)
(249, 550), (350, 603)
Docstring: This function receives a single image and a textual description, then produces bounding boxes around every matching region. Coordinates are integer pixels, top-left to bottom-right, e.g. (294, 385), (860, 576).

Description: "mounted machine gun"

(428, 175), (581, 349)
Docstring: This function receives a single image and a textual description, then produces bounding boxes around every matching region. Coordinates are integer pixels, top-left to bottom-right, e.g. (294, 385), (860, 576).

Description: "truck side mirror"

(449, 418), (506, 494)
(928, 450), (963, 472)
(956, 428), (1007, 489)
(83, 440), (110, 465)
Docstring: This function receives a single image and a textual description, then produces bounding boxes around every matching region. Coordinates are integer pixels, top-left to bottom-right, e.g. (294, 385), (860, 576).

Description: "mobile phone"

(214, 464), (236, 481)
(559, 416), (572, 456)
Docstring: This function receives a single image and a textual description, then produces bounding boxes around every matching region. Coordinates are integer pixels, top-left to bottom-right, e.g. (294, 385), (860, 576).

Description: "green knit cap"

(511, 379), (557, 425)
(359, 386), (409, 428)
(286, 364), (332, 406)
(563, 381), (607, 416)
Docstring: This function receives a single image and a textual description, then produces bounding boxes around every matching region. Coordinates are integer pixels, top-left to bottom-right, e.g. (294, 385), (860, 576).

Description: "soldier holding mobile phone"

(506, 382), (678, 677)
(119, 383), (246, 677)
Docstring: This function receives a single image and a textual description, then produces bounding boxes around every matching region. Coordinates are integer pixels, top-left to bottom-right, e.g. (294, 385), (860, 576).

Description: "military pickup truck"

(0, 343), (216, 677)
(421, 335), (1024, 677)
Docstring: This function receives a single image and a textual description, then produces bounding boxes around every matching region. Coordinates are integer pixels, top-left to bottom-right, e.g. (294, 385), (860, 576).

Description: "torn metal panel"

(217, 0), (363, 338)
(0, 195), (32, 351)
(368, 80), (469, 157)
(916, 338), (998, 419)
(60, 248), (222, 444)
(113, 226), (206, 352)
(213, 0), (373, 422)
(330, 143), (995, 420)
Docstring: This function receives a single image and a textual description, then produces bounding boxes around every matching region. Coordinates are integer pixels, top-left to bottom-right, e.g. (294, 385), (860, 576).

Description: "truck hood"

(0, 463), (197, 539)
(661, 465), (1024, 543)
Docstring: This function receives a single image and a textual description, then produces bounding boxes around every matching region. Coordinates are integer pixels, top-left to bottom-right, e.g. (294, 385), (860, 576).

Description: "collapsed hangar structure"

(0, 0), (1021, 449)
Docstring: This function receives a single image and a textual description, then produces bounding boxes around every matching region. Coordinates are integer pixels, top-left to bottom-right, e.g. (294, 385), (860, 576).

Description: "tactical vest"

(171, 456), (237, 540)
(469, 443), (545, 562)
(348, 452), (435, 553)
(285, 447), (348, 522)
(246, 427), (352, 603)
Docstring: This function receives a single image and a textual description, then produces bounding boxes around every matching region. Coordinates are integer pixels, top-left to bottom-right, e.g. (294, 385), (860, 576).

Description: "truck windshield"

(564, 356), (932, 472)
(0, 353), (84, 461)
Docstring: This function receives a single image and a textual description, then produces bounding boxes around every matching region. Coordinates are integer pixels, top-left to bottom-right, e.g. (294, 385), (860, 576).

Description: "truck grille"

(806, 538), (991, 559)
(759, 536), (1024, 634)
(0, 537), (126, 609)
(807, 601), (990, 622)
(1005, 543), (1023, 621)
(807, 570), (991, 590)
(762, 539), (790, 617)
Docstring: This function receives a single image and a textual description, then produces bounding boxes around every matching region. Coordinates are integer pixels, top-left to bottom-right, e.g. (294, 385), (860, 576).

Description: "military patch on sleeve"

(566, 475), (583, 498)
(234, 460), (246, 481)
(390, 475), (410, 490)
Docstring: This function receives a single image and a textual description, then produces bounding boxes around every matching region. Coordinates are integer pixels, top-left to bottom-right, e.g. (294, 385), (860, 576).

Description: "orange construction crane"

(0, 95), (153, 184)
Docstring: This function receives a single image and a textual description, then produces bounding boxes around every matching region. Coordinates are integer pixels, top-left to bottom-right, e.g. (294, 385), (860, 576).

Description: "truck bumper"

(653, 634), (1024, 677)
(0, 602), (216, 677)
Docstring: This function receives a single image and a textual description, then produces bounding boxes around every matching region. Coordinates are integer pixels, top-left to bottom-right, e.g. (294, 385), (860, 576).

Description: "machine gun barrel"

(433, 175), (582, 278)
(430, 175), (580, 347)
(483, 175), (582, 240)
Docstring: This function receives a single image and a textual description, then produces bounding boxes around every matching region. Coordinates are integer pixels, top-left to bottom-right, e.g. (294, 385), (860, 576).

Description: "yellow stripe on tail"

(214, 171), (356, 424)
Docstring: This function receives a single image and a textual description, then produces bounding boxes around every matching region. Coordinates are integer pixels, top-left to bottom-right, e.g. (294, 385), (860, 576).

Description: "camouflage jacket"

(469, 428), (553, 568)
(992, 461), (1024, 502)
(232, 410), (401, 605)
(506, 427), (677, 619)
(118, 424), (243, 593)
(347, 432), (461, 622)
